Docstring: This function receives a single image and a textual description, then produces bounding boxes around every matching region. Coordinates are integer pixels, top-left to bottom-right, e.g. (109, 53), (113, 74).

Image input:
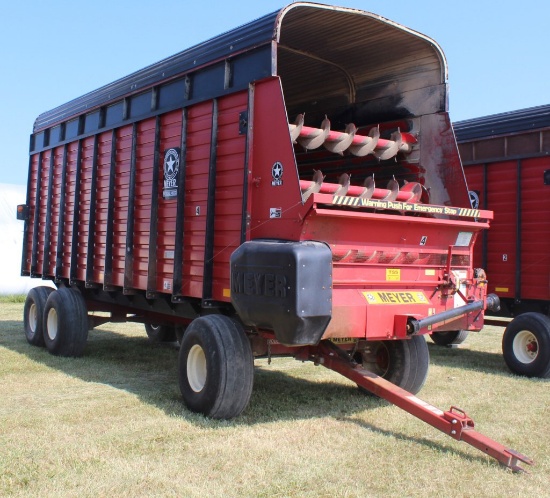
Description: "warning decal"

(363, 291), (429, 305)
(331, 196), (482, 218)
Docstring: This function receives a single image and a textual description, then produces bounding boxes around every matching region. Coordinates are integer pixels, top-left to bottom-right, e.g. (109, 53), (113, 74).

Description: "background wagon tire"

(43, 287), (89, 357)
(354, 336), (429, 394)
(430, 330), (469, 347)
(178, 315), (254, 419)
(23, 286), (54, 347)
(502, 312), (550, 378)
(144, 323), (177, 343)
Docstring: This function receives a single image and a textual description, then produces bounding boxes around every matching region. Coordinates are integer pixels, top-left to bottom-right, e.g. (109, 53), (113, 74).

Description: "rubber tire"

(502, 312), (550, 378)
(43, 287), (89, 357)
(178, 315), (254, 419)
(23, 286), (54, 346)
(144, 323), (177, 343)
(430, 330), (469, 346)
(355, 336), (430, 394)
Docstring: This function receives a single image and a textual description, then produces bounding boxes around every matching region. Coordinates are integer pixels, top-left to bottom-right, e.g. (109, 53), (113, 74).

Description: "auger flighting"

(289, 114), (416, 159)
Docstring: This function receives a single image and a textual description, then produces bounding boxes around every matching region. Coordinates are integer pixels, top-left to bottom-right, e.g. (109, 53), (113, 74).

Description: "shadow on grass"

(426, 342), (510, 377)
(0, 318), (512, 469)
(339, 416), (497, 467)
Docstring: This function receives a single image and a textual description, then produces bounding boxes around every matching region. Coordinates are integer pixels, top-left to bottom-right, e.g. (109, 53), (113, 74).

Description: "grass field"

(1, 301), (549, 497)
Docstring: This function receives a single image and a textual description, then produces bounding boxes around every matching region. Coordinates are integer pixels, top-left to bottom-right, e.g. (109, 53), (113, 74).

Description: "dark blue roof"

(453, 104), (550, 142)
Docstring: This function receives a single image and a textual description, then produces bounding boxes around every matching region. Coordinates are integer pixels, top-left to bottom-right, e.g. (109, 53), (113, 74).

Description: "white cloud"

(0, 184), (55, 295)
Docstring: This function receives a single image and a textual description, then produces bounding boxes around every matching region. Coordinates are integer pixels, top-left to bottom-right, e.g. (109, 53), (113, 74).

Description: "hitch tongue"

(312, 340), (534, 472)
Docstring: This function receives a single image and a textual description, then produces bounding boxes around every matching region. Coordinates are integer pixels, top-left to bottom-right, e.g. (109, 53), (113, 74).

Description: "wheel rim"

(47, 308), (59, 341)
(29, 303), (37, 332)
(187, 344), (207, 392)
(357, 343), (390, 377)
(512, 330), (539, 364)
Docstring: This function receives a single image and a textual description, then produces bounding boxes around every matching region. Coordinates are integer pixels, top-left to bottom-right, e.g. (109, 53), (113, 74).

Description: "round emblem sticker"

(271, 161), (283, 186)
(164, 148), (180, 181)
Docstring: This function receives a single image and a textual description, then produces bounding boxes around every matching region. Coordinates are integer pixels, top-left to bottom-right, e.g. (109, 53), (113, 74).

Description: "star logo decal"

(163, 148), (180, 181)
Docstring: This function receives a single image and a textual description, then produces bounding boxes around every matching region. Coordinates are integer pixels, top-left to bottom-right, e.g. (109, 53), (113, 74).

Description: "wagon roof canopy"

(34, 2), (447, 131)
(454, 104), (550, 141)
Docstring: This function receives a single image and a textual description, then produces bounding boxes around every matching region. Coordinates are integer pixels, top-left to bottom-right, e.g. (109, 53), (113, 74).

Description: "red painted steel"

(76, 137), (95, 282)
(60, 142), (78, 279)
(300, 204), (487, 339)
(304, 341), (533, 472)
(132, 118), (156, 291)
(519, 157), (550, 301)
(156, 109), (183, 294)
(181, 101), (213, 298)
(22, 154), (38, 274)
(111, 125), (133, 288)
(211, 91), (248, 302)
(92, 131), (114, 283)
(36, 151), (51, 273)
(248, 77), (305, 241)
(485, 161), (517, 299)
(45, 146), (63, 277)
(465, 156), (550, 303)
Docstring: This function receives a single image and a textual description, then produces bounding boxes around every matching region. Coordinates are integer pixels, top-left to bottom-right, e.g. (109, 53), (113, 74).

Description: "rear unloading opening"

(274, 5), (467, 209)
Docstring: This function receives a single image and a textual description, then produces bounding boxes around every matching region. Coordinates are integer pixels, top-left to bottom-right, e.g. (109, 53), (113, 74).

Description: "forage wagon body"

(19, 4), (535, 470)
(18, 2), (496, 415)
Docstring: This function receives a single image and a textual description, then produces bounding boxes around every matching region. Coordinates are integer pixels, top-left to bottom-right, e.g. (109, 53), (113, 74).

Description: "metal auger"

(289, 114), (416, 159)
(299, 172), (425, 204)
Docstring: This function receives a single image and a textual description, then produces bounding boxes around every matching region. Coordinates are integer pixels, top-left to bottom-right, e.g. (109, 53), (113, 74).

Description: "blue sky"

(1, 0), (548, 186)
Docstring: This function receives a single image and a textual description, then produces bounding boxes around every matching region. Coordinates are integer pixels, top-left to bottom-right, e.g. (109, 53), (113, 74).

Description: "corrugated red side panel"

(211, 92), (247, 301)
(132, 118), (155, 290)
(520, 157), (550, 300)
(76, 137), (95, 281)
(181, 101), (213, 298)
(25, 92), (249, 301)
(156, 110), (183, 293)
(465, 157), (550, 302)
(60, 142), (79, 279)
(22, 154), (39, 274)
(92, 131), (113, 284)
(485, 161), (517, 298)
(111, 125), (132, 287)
(35, 151), (51, 273)
(45, 146), (63, 277)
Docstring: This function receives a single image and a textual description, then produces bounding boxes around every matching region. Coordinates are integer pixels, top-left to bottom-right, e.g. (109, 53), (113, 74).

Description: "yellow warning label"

(223, 288), (231, 298)
(386, 268), (401, 281)
(495, 287), (509, 293)
(363, 291), (430, 305)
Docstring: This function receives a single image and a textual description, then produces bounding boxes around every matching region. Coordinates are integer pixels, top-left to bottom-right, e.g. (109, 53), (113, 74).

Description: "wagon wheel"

(502, 312), (550, 378)
(23, 286), (54, 346)
(430, 330), (469, 347)
(144, 323), (177, 343)
(178, 315), (254, 419)
(354, 336), (429, 394)
(43, 287), (89, 357)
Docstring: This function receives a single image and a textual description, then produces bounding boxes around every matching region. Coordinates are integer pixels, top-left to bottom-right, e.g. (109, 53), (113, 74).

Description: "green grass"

(0, 302), (549, 497)
(0, 294), (26, 303)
